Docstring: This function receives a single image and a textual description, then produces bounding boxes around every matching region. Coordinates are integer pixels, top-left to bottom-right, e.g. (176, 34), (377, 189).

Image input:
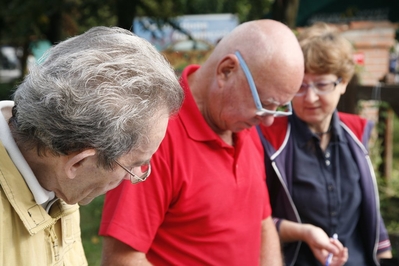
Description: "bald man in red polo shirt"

(100, 19), (304, 266)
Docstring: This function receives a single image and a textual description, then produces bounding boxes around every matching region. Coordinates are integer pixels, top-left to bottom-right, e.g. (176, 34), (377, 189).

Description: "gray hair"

(11, 26), (183, 168)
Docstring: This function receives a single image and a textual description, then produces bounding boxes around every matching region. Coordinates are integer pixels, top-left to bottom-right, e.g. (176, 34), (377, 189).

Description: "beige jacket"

(0, 142), (87, 265)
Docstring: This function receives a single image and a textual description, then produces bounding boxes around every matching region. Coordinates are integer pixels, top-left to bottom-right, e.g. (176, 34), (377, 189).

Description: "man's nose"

(257, 115), (275, 127)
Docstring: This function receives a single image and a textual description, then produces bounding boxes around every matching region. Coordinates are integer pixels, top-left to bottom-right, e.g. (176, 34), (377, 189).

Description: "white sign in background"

(133, 14), (239, 50)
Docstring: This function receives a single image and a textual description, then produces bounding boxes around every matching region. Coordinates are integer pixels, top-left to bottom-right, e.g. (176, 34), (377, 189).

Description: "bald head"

(200, 20), (304, 97)
(190, 19), (304, 134)
(207, 20), (303, 72)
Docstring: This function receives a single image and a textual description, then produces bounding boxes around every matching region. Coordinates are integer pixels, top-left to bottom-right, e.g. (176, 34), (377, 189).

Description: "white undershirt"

(0, 100), (55, 211)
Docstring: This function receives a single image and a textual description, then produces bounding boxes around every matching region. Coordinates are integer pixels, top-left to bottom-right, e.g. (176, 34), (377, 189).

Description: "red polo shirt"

(99, 65), (271, 265)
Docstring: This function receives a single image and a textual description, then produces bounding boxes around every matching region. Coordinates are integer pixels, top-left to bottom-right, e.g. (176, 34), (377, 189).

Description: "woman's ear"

(64, 149), (97, 179)
(339, 81), (348, 95)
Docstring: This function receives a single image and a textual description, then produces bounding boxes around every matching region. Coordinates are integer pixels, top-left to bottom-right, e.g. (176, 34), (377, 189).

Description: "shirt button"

(325, 151), (330, 158)
(331, 211), (337, 216)
(328, 185), (333, 191)
(326, 160), (330, 166)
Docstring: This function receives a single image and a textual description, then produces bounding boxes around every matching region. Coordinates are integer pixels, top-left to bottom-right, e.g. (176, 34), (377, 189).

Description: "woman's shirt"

(290, 112), (371, 265)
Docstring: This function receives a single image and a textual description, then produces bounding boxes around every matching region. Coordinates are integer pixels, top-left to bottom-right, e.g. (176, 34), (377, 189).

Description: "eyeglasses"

(295, 78), (342, 97)
(114, 160), (151, 184)
(235, 51), (292, 117)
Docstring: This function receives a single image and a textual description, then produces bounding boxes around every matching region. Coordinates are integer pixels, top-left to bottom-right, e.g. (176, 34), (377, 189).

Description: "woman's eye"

(315, 82), (330, 89)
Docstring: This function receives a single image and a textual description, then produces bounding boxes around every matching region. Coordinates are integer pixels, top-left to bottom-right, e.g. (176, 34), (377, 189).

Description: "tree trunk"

(271, 0), (299, 28)
(47, 10), (63, 44)
(116, 0), (138, 31)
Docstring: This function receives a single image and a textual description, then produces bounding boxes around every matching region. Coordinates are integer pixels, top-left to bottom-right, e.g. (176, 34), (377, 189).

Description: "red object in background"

(353, 52), (365, 65)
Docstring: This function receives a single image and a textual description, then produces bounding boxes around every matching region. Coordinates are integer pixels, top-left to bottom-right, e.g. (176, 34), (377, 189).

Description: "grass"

(80, 195), (104, 266)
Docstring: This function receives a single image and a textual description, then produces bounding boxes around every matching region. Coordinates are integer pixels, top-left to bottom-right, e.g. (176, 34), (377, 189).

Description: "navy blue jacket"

(258, 112), (391, 266)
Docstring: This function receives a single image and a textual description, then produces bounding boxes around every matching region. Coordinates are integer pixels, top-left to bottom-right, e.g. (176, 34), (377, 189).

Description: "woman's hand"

(279, 220), (348, 265)
(303, 224), (348, 266)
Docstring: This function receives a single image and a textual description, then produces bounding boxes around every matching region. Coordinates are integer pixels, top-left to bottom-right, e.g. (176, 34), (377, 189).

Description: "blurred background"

(0, 0), (398, 265)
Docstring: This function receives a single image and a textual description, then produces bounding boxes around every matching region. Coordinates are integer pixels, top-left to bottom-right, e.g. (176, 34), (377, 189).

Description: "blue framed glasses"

(235, 51), (292, 117)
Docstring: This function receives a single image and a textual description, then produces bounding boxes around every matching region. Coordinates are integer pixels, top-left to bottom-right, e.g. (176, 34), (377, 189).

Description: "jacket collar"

(291, 110), (346, 148)
(0, 100), (55, 205)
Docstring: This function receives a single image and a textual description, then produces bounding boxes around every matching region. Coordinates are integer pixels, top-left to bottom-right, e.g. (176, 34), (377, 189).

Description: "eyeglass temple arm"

(235, 51), (263, 110)
(335, 77), (343, 85)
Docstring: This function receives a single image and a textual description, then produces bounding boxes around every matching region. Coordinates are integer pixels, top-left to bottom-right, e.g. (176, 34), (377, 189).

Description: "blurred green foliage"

(0, 82), (18, 100)
(80, 195), (104, 266)
(0, 0), (280, 83)
(0, 0), (276, 46)
(370, 102), (399, 257)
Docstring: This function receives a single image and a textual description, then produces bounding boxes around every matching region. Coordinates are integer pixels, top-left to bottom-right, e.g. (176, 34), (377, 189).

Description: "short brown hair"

(298, 23), (355, 83)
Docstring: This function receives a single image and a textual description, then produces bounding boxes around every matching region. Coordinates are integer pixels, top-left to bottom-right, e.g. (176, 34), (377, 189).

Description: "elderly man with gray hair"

(0, 26), (183, 265)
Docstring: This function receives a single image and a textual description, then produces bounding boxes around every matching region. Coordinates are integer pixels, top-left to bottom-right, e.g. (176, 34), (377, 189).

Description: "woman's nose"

(304, 86), (319, 102)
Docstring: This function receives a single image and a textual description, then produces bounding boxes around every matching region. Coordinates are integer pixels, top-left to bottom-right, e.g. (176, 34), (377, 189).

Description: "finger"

(330, 239), (345, 254)
(333, 247), (348, 265)
(312, 249), (329, 265)
(323, 243), (339, 255)
(341, 247), (348, 262)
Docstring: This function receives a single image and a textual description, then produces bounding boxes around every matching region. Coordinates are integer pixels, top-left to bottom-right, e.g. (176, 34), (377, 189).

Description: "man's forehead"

(255, 77), (293, 106)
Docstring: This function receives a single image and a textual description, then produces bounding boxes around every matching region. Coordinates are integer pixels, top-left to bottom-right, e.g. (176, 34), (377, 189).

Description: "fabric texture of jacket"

(257, 112), (391, 266)
(0, 141), (87, 266)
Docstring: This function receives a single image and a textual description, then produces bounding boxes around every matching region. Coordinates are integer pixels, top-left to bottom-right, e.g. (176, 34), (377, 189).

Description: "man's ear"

(216, 54), (239, 85)
(64, 149), (97, 180)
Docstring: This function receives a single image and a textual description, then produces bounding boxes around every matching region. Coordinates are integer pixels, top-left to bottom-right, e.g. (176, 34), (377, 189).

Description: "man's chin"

(78, 197), (94, 205)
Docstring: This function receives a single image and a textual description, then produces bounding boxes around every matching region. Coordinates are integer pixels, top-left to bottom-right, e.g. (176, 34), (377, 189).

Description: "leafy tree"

(0, 0), (298, 80)
(0, 0), (116, 76)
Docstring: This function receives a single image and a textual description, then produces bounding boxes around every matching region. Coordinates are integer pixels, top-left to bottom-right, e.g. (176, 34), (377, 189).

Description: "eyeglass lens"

(132, 164), (150, 177)
(296, 78), (342, 96)
(114, 160), (151, 184)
